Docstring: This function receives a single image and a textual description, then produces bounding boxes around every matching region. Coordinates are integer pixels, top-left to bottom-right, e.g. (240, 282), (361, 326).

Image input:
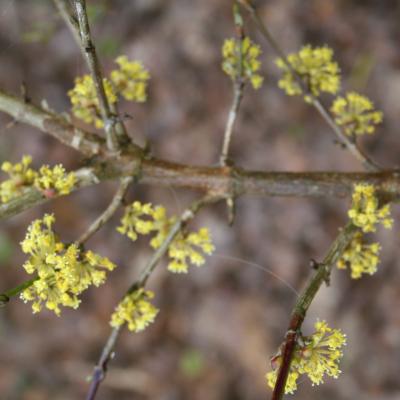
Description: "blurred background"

(1, 1), (400, 399)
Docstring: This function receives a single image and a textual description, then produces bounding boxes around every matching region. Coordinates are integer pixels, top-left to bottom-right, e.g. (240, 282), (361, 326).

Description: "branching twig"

(239, 0), (380, 172)
(271, 222), (358, 399)
(77, 176), (133, 245)
(85, 194), (220, 400)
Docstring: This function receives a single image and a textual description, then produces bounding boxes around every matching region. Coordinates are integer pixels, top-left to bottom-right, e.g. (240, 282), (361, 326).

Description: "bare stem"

(85, 194), (219, 400)
(220, 81), (244, 166)
(240, 1), (380, 172)
(271, 222), (358, 400)
(77, 176), (133, 245)
(85, 326), (121, 400)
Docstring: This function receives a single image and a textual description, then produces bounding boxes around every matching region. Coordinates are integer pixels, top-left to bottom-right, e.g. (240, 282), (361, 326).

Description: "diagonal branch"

(240, 0), (380, 172)
(0, 89), (104, 156)
(85, 194), (219, 400)
(271, 222), (358, 399)
(77, 176), (133, 245)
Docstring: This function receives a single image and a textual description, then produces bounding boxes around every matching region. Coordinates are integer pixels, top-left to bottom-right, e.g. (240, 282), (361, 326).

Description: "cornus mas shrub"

(0, 1), (398, 399)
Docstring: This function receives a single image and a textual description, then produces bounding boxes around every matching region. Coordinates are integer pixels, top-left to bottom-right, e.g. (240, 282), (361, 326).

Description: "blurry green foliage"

(87, 2), (107, 24)
(98, 37), (121, 58)
(179, 349), (205, 378)
(22, 22), (55, 44)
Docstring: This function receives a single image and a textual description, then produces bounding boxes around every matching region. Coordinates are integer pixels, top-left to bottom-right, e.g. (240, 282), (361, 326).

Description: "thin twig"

(271, 222), (358, 400)
(73, 0), (119, 152)
(220, 3), (246, 166)
(240, 1), (380, 172)
(85, 195), (219, 400)
(220, 81), (245, 166)
(85, 326), (121, 400)
(77, 176), (133, 245)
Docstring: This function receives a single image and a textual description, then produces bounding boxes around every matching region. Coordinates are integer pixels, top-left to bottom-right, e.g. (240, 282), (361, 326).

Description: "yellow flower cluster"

(266, 320), (346, 394)
(68, 75), (117, 128)
(331, 92), (383, 136)
(348, 184), (393, 233)
(110, 288), (158, 332)
(20, 214), (116, 315)
(337, 232), (380, 279)
(0, 156), (76, 203)
(68, 55), (150, 128)
(111, 55), (150, 102)
(34, 164), (77, 197)
(0, 155), (37, 202)
(276, 45), (340, 101)
(117, 201), (215, 273)
(222, 37), (264, 89)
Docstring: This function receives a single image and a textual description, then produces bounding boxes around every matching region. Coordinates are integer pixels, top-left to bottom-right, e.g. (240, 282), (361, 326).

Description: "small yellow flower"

(117, 201), (156, 241)
(118, 201), (215, 274)
(68, 74), (117, 128)
(20, 214), (116, 315)
(0, 155), (38, 202)
(266, 320), (346, 394)
(276, 45), (340, 101)
(331, 92), (383, 136)
(0, 156), (77, 202)
(111, 55), (150, 102)
(337, 232), (380, 279)
(34, 164), (77, 196)
(348, 184), (393, 233)
(266, 370), (299, 395)
(167, 227), (215, 273)
(110, 288), (158, 332)
(222, 36), (264, 89)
